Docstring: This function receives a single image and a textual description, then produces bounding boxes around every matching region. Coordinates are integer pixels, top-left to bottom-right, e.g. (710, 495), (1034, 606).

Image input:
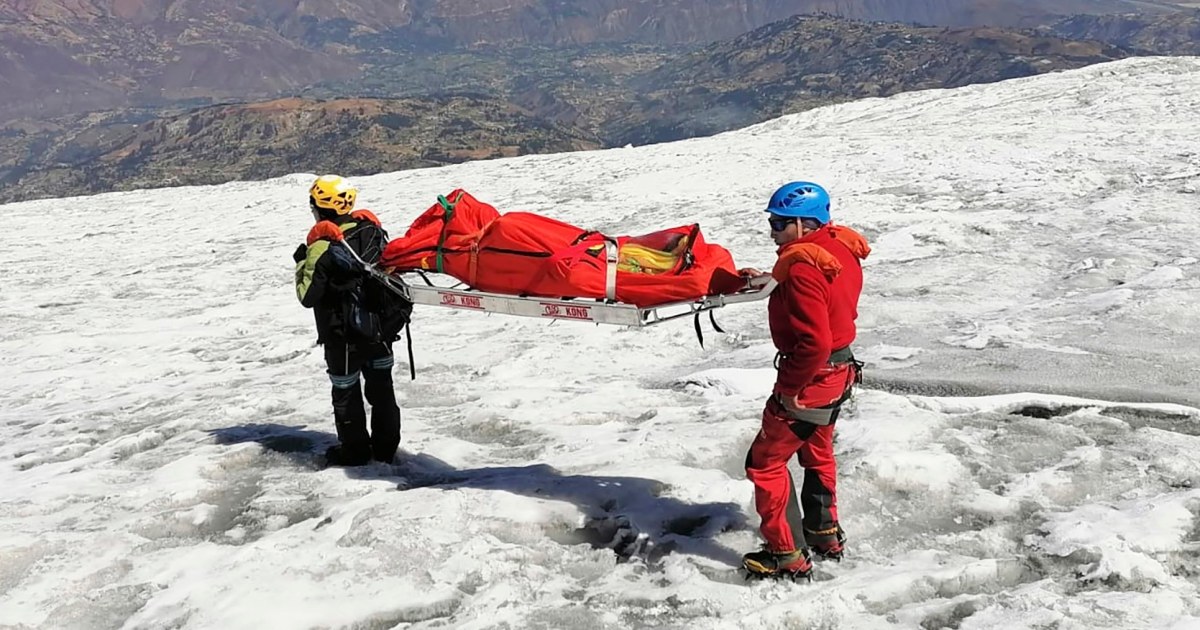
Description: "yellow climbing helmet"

(309, 174), (357, 215)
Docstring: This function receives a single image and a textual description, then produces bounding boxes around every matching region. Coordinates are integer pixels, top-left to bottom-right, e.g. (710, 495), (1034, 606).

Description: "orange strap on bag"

(351, 209), (381, 227)
(307, 221), (344, 246)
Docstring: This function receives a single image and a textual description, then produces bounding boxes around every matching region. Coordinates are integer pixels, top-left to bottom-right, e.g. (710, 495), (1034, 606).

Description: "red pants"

(745, 395), (840, 552)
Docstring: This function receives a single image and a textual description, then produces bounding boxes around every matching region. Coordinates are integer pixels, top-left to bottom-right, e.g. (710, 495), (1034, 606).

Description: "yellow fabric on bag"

(618, 234), (690, 274)
(585, 233), (690, 275)
(618, 243), (678, 274)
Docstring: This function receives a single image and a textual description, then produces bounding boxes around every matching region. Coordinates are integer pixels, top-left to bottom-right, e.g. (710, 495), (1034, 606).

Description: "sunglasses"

(768, 217), (796, 232)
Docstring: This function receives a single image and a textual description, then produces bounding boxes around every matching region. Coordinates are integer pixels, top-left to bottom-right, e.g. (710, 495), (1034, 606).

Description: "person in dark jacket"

(740, 181), (871, 579)
(294, 174), (401, 467)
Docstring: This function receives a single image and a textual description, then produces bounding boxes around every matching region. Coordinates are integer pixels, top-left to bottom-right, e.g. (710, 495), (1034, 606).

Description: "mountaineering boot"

(742, 547), (813, 581)
(324, 443), (372, 467)
(362, 351), (401, 464)
(805, 524), (846, 561)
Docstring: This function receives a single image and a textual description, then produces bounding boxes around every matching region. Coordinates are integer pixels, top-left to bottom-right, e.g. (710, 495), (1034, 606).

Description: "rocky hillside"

(0, 0), (1178, 121)
(0, 96), (600, 202)
(1046, 9), (1200, 54)
(603, 15), (1132, 144)
(341, 0), (1154, 45)
(0, 1), (358, 120)
(1, 15), (1144, 203)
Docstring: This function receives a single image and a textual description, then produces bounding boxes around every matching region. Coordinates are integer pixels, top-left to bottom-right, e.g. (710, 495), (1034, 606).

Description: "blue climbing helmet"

(765, 181), (830, 224)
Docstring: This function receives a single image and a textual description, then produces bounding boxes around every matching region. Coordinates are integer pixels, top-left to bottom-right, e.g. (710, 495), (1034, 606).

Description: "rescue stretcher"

(343, 245), (775, 347)
(349, 188), (779, 342)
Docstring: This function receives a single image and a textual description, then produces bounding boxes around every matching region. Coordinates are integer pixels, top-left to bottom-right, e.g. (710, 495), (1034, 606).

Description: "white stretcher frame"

(400, 272), (775, 327)
(342, 241), (776, 329)
(364, 264), (775, 329)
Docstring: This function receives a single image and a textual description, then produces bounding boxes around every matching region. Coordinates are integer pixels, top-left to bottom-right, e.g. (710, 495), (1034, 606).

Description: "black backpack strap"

(405, 321), (416, 381)
(692, 310), (727, 348)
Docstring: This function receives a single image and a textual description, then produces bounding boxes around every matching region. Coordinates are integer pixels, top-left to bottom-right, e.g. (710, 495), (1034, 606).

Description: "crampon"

(741, 548), (813, 582)
(743, 567), (813, 582)
(806, 525), (846, 562)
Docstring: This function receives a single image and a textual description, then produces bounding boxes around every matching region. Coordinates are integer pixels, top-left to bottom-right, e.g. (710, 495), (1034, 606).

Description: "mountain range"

(1, 1), (1197, 202)
(2, 0), (1191, 120)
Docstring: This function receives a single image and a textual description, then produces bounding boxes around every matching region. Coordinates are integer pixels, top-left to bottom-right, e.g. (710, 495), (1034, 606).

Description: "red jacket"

(768, 225), (870, 403)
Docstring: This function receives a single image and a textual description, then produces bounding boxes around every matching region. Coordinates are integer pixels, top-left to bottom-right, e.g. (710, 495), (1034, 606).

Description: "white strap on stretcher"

(604, 238), (618, 301)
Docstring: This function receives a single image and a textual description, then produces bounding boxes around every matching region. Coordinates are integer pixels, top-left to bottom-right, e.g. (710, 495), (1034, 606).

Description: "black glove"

(293, 243), (307, 263)
(329, 243), (357, 274)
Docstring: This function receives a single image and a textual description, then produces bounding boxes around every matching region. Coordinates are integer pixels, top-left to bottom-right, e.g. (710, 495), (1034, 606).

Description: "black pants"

(323, 340), (401, 462)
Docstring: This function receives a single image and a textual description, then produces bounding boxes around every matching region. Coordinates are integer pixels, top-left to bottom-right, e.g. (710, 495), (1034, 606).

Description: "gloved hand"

(738, 267), (766, 278)
(293, 243), (307, 263)
(329, 242), (357, 274)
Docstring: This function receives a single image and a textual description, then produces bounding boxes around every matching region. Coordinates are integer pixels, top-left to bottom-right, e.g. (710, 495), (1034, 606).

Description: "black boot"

(363, 350), (401, 463)
(324, 443), (372, 467)
(329, 380), (372, 467)
(805, 524), (846, 561)
(363, 375), (400, 463)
